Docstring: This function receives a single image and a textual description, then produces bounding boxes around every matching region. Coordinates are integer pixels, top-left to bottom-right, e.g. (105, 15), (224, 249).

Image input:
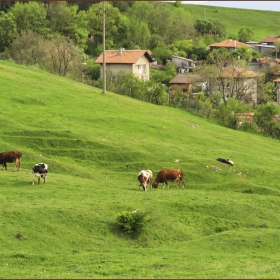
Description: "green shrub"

(116, 209), (147, 236)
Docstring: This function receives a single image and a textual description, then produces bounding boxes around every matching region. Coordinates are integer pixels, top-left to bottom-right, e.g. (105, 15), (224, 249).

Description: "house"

(254, 35), (280, 56)
(261, 35), (280, 45)
(171, 55), (196, 73)
(254, 44), (275, 56)
(207, 66), (260, 106)
(169, 73), (204, 95)
(95, 48), (154, 81)
(208, 39), (253, 52)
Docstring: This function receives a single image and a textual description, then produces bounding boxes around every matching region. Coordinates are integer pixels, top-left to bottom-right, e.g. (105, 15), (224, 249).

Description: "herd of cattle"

(1, 151), (233, 190)
(0, 150), (48, 185)
(1, 150), (185, 190)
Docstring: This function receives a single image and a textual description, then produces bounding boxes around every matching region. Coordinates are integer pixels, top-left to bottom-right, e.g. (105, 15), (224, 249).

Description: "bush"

(116, 209), (147, 237)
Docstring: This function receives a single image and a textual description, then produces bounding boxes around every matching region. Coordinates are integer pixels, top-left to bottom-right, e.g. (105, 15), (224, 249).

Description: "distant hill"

(166, 2), (280, 41)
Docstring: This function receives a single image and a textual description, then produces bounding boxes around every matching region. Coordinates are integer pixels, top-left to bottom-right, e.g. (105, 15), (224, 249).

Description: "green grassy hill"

(166, 2), (280, 41)
(1, 60), (280, 278)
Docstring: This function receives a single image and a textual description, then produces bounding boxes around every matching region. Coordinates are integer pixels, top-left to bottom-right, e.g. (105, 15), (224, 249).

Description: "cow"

(0, 151), (22, 171)
(32, 163), (48, 185)
(217, 157), (234, 166)
(152, 169), (185, 189)
(138, 170), (153, 191)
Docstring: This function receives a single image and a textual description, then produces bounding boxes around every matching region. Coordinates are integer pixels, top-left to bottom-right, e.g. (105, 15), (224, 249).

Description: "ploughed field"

(1, 60), (280, 278)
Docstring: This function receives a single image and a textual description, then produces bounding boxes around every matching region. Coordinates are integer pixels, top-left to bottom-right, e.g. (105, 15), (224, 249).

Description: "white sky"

(181, 1), (280, 12)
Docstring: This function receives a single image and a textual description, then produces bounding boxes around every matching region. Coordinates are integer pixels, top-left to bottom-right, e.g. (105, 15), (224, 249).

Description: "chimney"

(119, 48), (124, 55)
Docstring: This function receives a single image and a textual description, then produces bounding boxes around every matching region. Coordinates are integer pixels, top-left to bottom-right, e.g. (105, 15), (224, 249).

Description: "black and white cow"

(32, 163), (48, 185)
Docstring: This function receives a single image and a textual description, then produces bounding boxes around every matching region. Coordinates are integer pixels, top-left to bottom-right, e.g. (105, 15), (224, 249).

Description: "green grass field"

(166, 2), (280, 41)
(1, 60), (280, 278)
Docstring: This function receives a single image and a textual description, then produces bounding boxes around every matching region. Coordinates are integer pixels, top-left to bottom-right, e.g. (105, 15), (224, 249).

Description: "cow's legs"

(163, 181), (169, 189)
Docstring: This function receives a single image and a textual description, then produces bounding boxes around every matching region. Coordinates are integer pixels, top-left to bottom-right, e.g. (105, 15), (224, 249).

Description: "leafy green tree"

(86, 2), (120, 56)
(194, 19), (225, 38)
(238, 27), (253, 43)
(166, 8), (196, 43)
(127, 18), (150, 49)
(0, 11), (17, 52)
(45, 2), (88, 49)
(194, 20), (213, 36)
(254, 103), (280, 135)
(260, 82), (277, 104)
(85, 58), (100, 81)
(10, 2), (48, 36)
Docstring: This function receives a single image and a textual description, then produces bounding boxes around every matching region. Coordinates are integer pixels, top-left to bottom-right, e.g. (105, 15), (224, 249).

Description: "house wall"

(170, 83), (191, 93)
(99, 64), (132, 79)
(172, 57), (194, 70)
(133, 56), (150, 81)
(254, 45), (275, 56)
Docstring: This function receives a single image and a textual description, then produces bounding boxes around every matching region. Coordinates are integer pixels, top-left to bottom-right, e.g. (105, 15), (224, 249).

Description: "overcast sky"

(181, 1), (280, 12)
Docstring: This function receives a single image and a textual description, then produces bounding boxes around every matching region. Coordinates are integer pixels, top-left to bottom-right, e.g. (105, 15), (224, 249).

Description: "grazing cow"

(217, 157), (234, 166)
(0, 151), (22, 171)
(32, 163), (48, 185)
(138, 170), (153, 191)
(152, 169), (185, 189)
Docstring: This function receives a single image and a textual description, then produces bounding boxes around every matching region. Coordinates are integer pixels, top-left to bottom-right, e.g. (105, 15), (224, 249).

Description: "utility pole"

(102, 1), (106, 93)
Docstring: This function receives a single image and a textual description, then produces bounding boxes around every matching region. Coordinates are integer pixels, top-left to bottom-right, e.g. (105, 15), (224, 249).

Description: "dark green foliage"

(253, 103), (280, 133)
(116, 210), (147, 237)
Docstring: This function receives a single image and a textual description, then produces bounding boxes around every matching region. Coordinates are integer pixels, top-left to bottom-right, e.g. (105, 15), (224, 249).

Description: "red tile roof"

(220, 67), (258, 78)
(209, 39), (253, 49)
(169, 74), (203, 84)
(95, 49), (153, 64)
(262, 35), (280, 43)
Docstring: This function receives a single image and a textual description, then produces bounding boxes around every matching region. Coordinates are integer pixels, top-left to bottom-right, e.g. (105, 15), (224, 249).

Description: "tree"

(43, 35), (83, 77)
(254, 103), (280, 135)
(197, 53), (257, 105)
(0, 11), (17, 52)
(86, 2), (120, 56)
(260, 81), (277, 104)
(10, 2), (48, 36)
(45, 2), (88, 49)
(127, 18), (150, 49)
(10, 30), (45, 65)
(238, 27), (253, 43)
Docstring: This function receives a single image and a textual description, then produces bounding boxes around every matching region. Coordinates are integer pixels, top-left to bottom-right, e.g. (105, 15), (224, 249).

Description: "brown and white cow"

(32, 163), (48, 185)
(138, 170), (153, 191)
(152, 169), (185, 189)
(0, 151), (22, 171)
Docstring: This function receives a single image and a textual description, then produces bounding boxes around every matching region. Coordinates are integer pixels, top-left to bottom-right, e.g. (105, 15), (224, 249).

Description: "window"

(135, 64), (146, 74)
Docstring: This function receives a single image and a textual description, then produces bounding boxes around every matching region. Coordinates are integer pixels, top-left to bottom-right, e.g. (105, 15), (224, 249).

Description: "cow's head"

(152, 181), (158, 188)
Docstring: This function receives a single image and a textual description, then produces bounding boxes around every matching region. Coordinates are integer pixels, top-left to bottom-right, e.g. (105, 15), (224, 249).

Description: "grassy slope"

(1, 60), (280, 278)
(166, 2), (280, 41)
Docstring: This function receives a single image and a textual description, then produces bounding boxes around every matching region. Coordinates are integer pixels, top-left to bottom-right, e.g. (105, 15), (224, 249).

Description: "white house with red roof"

(95, 48), (154, 81)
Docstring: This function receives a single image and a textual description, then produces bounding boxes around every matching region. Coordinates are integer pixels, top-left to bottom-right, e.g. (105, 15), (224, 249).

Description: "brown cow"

(0, 151), (22, 171)
(152, 169), (185, 189)
(138, 170), (153, 191)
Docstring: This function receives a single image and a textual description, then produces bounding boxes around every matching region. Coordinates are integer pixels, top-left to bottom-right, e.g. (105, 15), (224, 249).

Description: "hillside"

(1, 60), (280, 278)
(166, 2), (280, 41)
